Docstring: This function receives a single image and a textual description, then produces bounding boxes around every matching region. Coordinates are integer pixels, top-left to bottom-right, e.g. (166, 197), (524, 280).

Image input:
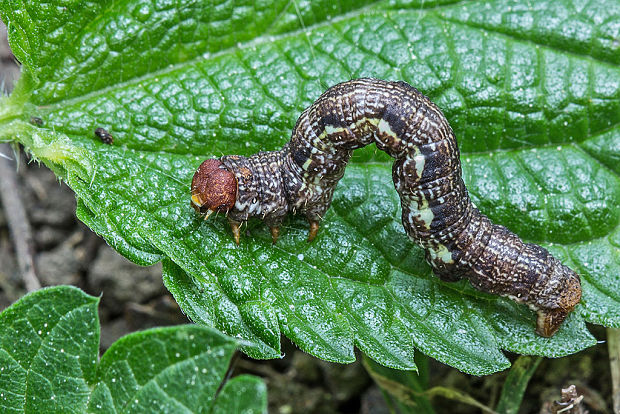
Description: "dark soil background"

(0, 21), (613, 414)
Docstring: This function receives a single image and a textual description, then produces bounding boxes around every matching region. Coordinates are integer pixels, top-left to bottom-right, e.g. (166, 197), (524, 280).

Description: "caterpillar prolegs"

(191, 78), (582, 337)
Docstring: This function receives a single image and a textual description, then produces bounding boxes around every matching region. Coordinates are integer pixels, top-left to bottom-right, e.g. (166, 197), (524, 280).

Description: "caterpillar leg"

(202, 209), (214, 220)
(228, 218), (242, 245)
(308, 221), (319, 242)
(270, 226), (280, 244)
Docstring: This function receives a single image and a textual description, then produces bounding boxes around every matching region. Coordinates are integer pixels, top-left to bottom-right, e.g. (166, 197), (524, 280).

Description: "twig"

(235, 358), (289, 381)
(0, 143), (41, 292)
(609, 328), (620, 414)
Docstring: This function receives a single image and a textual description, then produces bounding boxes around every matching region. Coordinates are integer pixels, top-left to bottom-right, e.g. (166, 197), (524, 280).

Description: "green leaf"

(1, 0), (618, 375)
(0, 286), (98, 413)
(363, 352), (500, 414)
(211, 375), (268, 414)
(495, 356), (541, 414)
(362, 353), (435, 413)
(0, 286), (267, 414)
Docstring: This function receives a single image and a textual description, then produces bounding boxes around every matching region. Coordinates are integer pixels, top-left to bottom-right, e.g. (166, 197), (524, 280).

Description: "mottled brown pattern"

(94, 127), (114, 145)
(191, 78), (582, 337)
(191, 159), (236, 216)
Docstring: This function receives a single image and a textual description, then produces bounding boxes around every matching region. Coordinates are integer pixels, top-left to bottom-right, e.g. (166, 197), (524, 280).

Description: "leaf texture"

(0, 286), (266, 414)
(1, 0), (618, 375)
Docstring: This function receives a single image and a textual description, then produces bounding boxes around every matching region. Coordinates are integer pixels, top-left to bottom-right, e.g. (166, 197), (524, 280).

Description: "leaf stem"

(495, 356), (541, 414)
(609, 328), (620, 413)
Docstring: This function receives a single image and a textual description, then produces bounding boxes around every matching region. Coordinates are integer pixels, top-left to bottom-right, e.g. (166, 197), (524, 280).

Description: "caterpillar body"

(191, 78), (582, 337)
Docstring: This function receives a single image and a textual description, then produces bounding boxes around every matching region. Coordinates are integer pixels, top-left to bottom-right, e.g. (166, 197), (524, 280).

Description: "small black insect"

(191, 78), (582, 337)
(95, 127), (113, 144)
(29, 116), (43, 126)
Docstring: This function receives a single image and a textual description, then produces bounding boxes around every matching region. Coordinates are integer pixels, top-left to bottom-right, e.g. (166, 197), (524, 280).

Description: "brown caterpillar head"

(191, 159), (237, 218)
(535, 264), (582, 337)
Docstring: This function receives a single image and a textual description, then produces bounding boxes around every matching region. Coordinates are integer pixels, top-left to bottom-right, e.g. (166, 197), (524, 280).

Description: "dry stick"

(609, 328), (620, 414)
(0, 143), (41, 292)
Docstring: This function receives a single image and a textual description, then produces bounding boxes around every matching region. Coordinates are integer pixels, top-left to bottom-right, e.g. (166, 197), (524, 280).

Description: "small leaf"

(495, 356), (542, 414)
(362, 354), (435, 413)
(0, 286), (98, 413)
(425, 387), (497, 414)
(212, 375), (268, 414)
(0, 286), (266, 414)
(363, 353), (497, 414)
(93, 326), (237, 413)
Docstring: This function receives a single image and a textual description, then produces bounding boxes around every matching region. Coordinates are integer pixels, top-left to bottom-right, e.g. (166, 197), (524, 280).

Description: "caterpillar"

(191, 78), (582, 337)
